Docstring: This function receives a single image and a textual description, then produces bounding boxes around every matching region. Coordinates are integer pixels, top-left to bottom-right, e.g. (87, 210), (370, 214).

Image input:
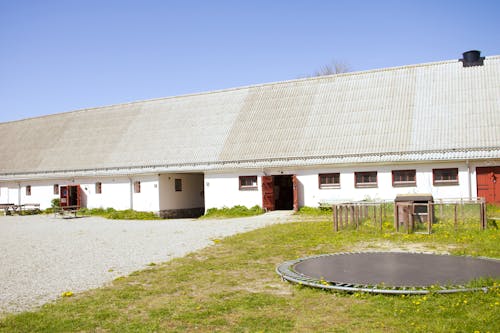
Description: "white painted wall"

(296, 162), (472, 207)
(0, 181), (59, 209)
(78, 177), (131, 211)
(204, 172), (263, 210)
(159, 173), (204, 210)
(0, 183), (17, 205)
(0, 175), (160, 212)
(1, 159), (498, 213)
(204, 161), (497, 210)
(130, 175), (160, 212)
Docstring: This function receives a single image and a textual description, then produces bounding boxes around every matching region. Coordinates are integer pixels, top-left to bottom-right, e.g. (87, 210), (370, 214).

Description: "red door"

(60, 185), (82, 207)
(292, 175), (299, 212)
(74, 185), (81, 207)
(60, 186), (69, 207)
(262, 176), (275, 211)
(477, 167), (500, 204)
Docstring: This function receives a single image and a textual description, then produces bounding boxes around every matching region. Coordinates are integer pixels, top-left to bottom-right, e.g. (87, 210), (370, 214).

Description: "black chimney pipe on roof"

(460, 50), (484, 67)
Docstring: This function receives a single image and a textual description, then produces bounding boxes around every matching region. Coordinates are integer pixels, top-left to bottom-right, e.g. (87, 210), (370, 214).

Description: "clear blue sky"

(1, 0), (499, 122)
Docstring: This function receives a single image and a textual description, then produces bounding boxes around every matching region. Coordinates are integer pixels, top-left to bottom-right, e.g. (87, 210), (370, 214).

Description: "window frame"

(26, 185), (31, 196)
(53, 184), (59, 195)
(354, 171), (378, 188)
(433, 168), (459, 186)
(175, 178), (182, 192)
(318, 173), (340, 189)
(239, 176), (258, 191)
(392, 169), (417, 187)
(95, 182), (102, 194)
(134, 181), (141, 193)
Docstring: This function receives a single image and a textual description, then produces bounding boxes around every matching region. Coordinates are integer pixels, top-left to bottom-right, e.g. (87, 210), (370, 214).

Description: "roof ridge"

(2, 54), (499, 125)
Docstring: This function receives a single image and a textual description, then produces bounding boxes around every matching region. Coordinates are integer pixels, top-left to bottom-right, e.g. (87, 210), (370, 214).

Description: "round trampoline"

(276, 252), (500, 294)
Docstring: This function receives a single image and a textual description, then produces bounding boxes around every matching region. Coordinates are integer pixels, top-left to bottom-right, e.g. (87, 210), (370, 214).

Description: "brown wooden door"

(292, 174), (299, 212)
(61, 185), (82, 207)
(75, 185), (82, 207)
(60, 186), (68, 207)
(262, 176), (274, 211)
(477, 167), (500, 204)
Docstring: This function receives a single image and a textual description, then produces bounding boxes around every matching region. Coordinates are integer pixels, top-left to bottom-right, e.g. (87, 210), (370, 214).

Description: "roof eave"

(1, 148), (499, 181)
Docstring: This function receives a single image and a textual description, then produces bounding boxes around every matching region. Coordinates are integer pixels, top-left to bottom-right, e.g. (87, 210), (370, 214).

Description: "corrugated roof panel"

(0, 56), (499, 175)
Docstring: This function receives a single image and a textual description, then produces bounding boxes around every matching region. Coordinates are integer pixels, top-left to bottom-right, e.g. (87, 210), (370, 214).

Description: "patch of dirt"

(348, 240), (458, 254)
(222, 276), (294, 296)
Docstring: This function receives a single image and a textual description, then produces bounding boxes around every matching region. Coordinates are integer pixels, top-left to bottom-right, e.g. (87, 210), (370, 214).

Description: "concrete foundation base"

(160, 207), (205, 219)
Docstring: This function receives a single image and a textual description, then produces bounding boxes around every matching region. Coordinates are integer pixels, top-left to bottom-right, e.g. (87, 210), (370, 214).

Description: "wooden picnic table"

(1, 203), (40, 215)
(0, 203), (16, 215)
(53, 205), (81, 218)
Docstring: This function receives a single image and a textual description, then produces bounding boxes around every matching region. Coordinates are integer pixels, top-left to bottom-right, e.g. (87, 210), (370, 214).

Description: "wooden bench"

(0, 203), (16, 215)
(20, 203), (41, 212)
(54, 205), (80, 218)
(1, 203), (41, 215)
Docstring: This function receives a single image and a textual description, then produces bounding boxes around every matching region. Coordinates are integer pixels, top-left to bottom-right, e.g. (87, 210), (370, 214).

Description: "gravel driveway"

(0, 212), (294, 315)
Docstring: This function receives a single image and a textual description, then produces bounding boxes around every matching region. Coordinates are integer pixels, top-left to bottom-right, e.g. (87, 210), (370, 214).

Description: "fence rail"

(332, 198), (490, 233)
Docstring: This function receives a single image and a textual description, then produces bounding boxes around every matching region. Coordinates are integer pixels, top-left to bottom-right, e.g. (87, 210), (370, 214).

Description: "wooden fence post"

(379, 205), (383, 231)
(454, 203), (458, 231)
(460, 199), (464, 225)
(355, 205), (359, 229)
(480, 201), (486, 230)
(427, 202), (433, 234)
(333, 205), (338, 232)
(345, 205), (349, 228)
(394, 203), (399, 231)
(408, 206), (413, 234)
(338, 205), (344, 229)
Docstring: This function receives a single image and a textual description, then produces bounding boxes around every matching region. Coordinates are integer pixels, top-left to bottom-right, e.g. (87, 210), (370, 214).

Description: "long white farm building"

(0, 51), (499, 217)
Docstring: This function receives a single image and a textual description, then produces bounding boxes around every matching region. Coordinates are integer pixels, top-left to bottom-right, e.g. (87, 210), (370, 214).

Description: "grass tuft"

(77, 208), (161, 220)
(201, 205), (265, 219)
(1, 217), (499, 332)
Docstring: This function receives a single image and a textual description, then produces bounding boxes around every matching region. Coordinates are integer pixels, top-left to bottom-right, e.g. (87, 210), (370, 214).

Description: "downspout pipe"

(466, 160), (472, 200)
(17, 182), (21, 206)
(128, 177), (134, 210)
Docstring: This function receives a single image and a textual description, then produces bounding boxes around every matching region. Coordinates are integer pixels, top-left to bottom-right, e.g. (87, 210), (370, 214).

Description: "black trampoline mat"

(293, 253), (500, 287)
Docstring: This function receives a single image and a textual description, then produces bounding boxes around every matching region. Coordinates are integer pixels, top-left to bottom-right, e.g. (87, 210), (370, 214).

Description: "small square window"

(26, 185), (31, 196)
(53, 184), (59, 195)
(175, 179), (182, 192)
(134, 181), (141, 193)
(319, 173), (340, 189)
(433, 168), (459, 185)
(355, 172), (377, 188)
(95, 182), (102, 194)
(239, 176), (258, 190)
(392, 170), (416, 187)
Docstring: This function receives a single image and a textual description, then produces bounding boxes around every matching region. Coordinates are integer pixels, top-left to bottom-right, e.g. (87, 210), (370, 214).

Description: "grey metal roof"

(1, 56), (499, 178)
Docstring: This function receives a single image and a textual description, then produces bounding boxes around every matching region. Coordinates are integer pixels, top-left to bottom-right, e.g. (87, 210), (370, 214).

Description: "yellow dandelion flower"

(61, 291), (73, 297)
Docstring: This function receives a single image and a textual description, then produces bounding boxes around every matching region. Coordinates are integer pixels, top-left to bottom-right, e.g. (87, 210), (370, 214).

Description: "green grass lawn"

(1, 216), (499, 332)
